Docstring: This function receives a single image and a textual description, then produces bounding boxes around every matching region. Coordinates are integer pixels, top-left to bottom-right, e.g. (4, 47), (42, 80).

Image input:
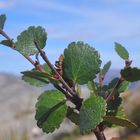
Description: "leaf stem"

(0, 28), (76, 101)
(34, 41), (75, 96)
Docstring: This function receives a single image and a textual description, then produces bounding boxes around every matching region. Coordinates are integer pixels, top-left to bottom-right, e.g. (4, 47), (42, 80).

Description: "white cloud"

(12, 0), (117, 19)
(3, 0), (140, 42)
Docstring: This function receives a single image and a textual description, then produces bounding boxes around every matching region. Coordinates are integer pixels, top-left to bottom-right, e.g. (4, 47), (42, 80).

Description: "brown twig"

(106, 77), (124, 102)
(0, 28), (15, 48)
(23, 54), (35, 65)
(106, 59), (132, 103)
(0, 28), (75, 100)
(0, 29), (11, 41)
(125, 59), (132, 68)
(94, 127), (106, 140)
(54, 84), (73, 99)
(1, 28), (107, 140)
(0, 28), (45, 73)
(34, 41), (75, 96)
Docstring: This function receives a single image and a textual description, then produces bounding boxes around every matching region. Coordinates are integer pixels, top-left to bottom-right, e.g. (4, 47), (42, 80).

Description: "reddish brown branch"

(0, 29), (11, 41)
(0, 29), (46, 73)
(94, 127), (106, 140)
(34, 41), (75, 96)
(106, 77), (124, 102)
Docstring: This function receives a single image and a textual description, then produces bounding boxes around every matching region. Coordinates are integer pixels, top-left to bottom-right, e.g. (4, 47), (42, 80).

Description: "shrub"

(0, 14), (139, 140)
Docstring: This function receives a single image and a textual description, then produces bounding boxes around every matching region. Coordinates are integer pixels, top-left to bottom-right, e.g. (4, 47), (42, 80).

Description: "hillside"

(0, 71), (140, 140)
(0, 73), (75, 140)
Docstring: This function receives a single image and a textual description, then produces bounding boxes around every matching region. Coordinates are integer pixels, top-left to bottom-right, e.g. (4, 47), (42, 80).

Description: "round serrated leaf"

(0, 14), (6, 29)
(35, 90), (67, 133)
(63, 41), (101, 84)
(16, 26), (47, 55)
(121, 67), (140, 82)
(115, 42), (129, 60)
(80, 95), (106, 134)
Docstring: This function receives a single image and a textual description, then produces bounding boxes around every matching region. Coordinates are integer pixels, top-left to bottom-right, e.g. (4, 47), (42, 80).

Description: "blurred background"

(0, 0), (140, 140)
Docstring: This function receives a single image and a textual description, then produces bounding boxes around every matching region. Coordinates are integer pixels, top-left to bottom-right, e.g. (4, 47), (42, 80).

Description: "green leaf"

(80, 95), (106, 134)
(108, 78), (119, 88)
(22, 71), (50, 87)
(108, 78), (130, 93)
(106, 78), (129, 111)
(42, 64), (52, 73)
(0, 40), (12, 47)
(118, 81), (130, 93)
(106, 106), (127, 127)
(16, 26), (47, 56)
(63, 41), (101, 84)
(107, 92), (122, 111)
(103, 116), (137, 128)
(115, 106), (126, 119)
(107, 79), (122, 111)
(22, 64), (52, 87)
(107, 105), (126, 118)
(121, 67), (140, 82)
(87, 81), (97, 94)
(115, 42), (129, 60)
(67, 108), (79, 126)
(0, 14), (6, 29)
(35, 90), (67, 133)
(102, 61), (111, 75)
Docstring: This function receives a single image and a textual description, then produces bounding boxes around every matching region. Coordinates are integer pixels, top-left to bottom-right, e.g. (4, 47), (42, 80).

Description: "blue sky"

(0, 0), (140, 74)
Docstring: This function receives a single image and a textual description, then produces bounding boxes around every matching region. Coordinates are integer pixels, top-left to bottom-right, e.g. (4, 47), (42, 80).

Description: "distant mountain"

(0, 73), (42, 129)
(0, 73), (74, 140)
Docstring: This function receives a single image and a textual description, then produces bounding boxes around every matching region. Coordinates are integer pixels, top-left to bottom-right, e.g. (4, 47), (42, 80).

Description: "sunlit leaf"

(80, 95), (106, 134)
(16, 26), (47, 55)
(63, 41), (101, 84)
(115, 42), (129, 60)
